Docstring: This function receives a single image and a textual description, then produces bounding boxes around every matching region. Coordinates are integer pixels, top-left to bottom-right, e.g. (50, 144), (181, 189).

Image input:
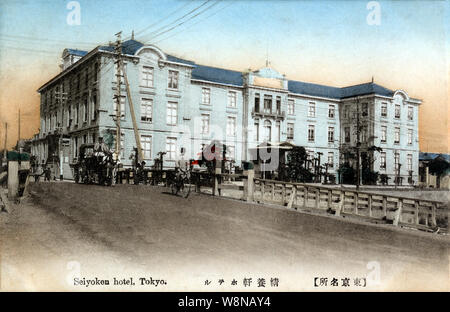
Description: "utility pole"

(55, 87), (67, 180)
(114, 31), (123, 161)
(355, 97), (361, 190)
(18, 108), (20, 146)
(3, 122), (7, 161)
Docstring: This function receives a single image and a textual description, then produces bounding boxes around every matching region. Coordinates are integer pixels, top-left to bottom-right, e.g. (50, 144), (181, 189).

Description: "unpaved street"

(1, 182), (448, 291)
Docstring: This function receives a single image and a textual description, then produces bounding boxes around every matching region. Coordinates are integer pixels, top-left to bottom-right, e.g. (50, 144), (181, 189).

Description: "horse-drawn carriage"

(70, 143), (117, 186)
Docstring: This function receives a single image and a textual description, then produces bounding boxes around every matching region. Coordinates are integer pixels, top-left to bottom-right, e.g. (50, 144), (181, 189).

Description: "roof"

(339, 82), (394, 99)
(98, 39), (144, 55)
(191, 64), (243, 86)
(419, 152), (450, 162)
(65, 49), (88, 57)
(42, 39), (402, 100)
(288, 80), (341, 99)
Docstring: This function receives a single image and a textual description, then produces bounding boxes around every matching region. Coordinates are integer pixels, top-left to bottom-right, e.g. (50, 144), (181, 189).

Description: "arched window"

(264, 120), (272, 142)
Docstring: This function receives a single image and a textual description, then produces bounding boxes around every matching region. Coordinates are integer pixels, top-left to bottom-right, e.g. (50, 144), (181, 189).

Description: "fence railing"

(252, 178), (447, 232)
(111, 167), (448, 233)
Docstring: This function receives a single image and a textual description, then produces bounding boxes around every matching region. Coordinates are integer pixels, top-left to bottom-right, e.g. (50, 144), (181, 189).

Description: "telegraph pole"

(355, 97), (361, 190)
(55, 87), (67, 180)
(2, 122), (7, 163)
(114, 31), (123, 161)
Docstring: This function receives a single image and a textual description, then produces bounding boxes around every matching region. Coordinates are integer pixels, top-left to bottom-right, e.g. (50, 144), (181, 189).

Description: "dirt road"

(0, 182), (448, 291)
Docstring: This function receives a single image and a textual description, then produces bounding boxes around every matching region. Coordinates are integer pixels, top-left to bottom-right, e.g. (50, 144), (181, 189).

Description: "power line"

(153, 0), (234, 45)
(136, 0), (213, 41)
(140, 1), (220, 43)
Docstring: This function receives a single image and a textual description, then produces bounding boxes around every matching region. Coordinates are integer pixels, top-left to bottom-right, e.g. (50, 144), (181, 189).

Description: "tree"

(337, 162), (356, 184)
(285, 146), (313, 183)
(428, 156), (450, 188)
(361, 146), (382, 185)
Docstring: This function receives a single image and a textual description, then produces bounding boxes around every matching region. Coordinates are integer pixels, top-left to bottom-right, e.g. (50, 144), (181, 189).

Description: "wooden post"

(336, 191), (344, 216)
(287, 186), (296, 209)
(368, 194), (373, 217)
(261, 180), (265, 202)
(243, 169), (254, 202)
(282, 184), (286, 205)
(414, 200), (419, 225)
(7, 161), (19, 199)
(315, 188), (320, 210)
(303, 187), (308, 208)
(354, 192), (359, 215)
(271, 183), (275, 202)
(382, 196), (387, 218)
(327, 190), (332, 210)
(431, 203), (437, 227)
(394, 198), (403, 226)
(213, 167), (221, 196)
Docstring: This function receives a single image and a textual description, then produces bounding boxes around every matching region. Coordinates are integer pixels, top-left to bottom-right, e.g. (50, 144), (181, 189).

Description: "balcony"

(251, 108), (285, 119)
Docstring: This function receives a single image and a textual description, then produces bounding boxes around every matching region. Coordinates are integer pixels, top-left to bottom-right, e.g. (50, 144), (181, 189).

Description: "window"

(308, 125), (315, 142)
(381, 103), (387, 117)
(344, 106), (348, 119)
(226, 116), (236, 137)
(202, 88), (211, 105)
(345, 127), (350, 143)
(166, 137), (177, 160)
(83, 99), (88, 122)
(288, 99), (295, 115)
(141, 66), (154, 87)
(228, 91), (237, 108)
(114, 97), (126, 120)
(308, 102), (315, 117)
(263, 120), (272, 141)
(381, 126), (387, 143)
(380, 152), (386, 169)
(94, 62), (99, 82)
(328, 152), (334, 168)
(407, 106), (413, 121)
(287, 123), (294, 140)
(141, 135), (152, 160)
(275, 121), (281, 142)
(394, 127), (400, 144)
(394, 152), (400, 172)
(328, 127), (334, 143)
(254, 120), (259, 141)
(74, 105), (79, 125)
(114, 63), (126, 84)
(407, 154), (412, 171)
(263, 95), (272, 114)
(141, 99), (153, 122)
(408, 129), (413, 145)
(328, 105), (335, 118)
(91, 94), (97, 121)
(226, 145), (235, 160)
(166, 102), (177, 125)
(307, 150), (315, 161)
(362, 103), (368, 116)
(168, 70), (178, 89)
(276, 97), (281, 115)
(201, 114), (210, 134)
(254, 93), (260, 113)
(395, 104), (401, 119)
(361, 128), (367, 143)
(67, 106), (72, 127)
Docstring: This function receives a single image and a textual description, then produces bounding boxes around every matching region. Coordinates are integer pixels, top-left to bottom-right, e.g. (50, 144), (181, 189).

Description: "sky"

(0, 0), (448, 153)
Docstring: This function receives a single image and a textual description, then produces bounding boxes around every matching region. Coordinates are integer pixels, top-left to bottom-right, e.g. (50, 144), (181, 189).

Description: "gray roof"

(62, 39), (396, 99)
(66, 49), (88, 57)
(191, 64), (243, 86)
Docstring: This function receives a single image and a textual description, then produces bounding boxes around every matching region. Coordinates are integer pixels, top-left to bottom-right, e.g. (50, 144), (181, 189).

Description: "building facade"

(31, 39), (421, 184)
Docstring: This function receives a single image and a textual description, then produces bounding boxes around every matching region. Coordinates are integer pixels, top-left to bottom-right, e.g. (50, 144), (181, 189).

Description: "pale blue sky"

(0, 0), (448, 151)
